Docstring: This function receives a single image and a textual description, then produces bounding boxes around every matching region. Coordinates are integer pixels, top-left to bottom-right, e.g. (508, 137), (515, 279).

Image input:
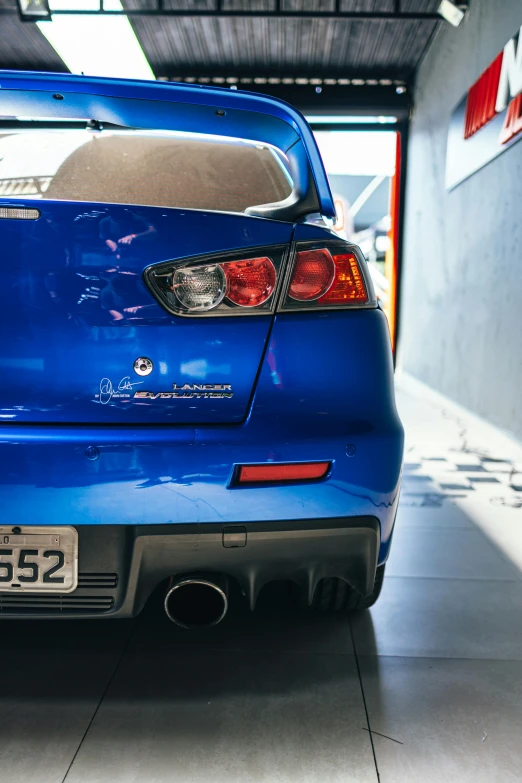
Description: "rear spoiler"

(0, 70), (335, 222)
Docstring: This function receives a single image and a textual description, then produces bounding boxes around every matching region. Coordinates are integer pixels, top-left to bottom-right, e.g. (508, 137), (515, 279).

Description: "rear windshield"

(0, 130), (293, 213)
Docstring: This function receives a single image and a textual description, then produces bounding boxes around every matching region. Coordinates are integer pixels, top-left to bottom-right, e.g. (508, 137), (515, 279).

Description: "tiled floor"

(2, 373), (522, 782)
(353, 374), (522, 781)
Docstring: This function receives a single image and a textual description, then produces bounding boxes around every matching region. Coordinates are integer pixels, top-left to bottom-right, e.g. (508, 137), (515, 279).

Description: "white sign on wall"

(446, 25), (522, 190)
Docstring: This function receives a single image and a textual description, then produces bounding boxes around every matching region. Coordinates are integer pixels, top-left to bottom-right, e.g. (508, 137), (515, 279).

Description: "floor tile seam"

(353, 652), (522, 663)
(395, 524), (474, 531)
(349, 618), (381, 783)
(460, 518), (522, 582)
(382, 574), (522, 583)
(61, 620), (139, 783)
(395, 523), (521, 535)
(127, 645), (360, 657)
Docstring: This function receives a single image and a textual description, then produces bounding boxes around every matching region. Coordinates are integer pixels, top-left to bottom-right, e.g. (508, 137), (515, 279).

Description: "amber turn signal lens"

(318, 253), (367, 304)
(237, 462), (330, 484)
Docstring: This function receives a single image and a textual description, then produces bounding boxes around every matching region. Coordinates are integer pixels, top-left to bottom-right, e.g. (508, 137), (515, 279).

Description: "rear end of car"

(0, 71), (403, 621)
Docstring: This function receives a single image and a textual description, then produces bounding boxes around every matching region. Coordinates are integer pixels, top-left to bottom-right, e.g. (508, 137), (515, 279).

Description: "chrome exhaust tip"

(164, 575), (228, 629)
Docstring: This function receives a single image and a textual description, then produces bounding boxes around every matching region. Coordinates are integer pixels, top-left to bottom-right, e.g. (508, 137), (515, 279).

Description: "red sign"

(464, 29), (522, 144)
(446, 25), (522, 189)
(464, 52), (503, 139)
(500, 92), (522, 144)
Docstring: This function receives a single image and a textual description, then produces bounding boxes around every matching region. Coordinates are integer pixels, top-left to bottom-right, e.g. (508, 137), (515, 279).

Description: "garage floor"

(2, 374), (522, 783)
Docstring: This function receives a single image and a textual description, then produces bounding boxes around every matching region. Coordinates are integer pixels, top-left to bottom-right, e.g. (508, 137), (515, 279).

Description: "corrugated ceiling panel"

(126, 16), (437, 79)
(0, 0), (439, 80)
(0, 0), (66, 72)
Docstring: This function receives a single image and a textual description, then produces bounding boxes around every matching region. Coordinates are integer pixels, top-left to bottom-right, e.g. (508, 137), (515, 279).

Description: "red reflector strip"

(237, 462), (330, 484)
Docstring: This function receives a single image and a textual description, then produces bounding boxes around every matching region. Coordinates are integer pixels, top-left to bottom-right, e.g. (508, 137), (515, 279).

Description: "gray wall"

(399, 0), (522, 439)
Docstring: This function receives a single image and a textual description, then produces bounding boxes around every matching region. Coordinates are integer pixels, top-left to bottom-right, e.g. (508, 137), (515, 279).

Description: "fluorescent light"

(313, 130), (397, 176)
(37, 0), (155, 80)
(306, 115), (397, 124)
(437, 0), (465, 27)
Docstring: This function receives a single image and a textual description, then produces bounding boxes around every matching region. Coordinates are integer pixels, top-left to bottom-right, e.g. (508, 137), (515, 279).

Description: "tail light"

(288, 248), (335, 301)
(145, 246), (286, 317)
(280, 241), (374, 312)
(144, 241), (374, 317)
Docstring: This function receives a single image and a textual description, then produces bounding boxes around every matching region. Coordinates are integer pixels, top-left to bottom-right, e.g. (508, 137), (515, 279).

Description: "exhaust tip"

(164, 578), (228, 629)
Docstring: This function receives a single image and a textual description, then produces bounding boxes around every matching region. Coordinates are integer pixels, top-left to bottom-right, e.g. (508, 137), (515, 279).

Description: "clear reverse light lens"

(173, 264), (226, 311)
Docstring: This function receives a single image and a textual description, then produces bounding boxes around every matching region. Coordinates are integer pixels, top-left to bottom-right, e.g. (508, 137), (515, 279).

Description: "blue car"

(0, 72), (403, 626)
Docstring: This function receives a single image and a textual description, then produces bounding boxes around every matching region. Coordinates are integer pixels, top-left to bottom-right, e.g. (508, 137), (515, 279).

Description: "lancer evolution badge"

(134, 383), (234, 400)
(95, 379), (233, 404)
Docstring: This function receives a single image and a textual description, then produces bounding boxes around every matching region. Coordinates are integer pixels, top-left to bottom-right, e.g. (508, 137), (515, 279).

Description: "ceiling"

(0, 0), (441, 82)
(0, 0), (66, 72)
(125, 0), (441, 82)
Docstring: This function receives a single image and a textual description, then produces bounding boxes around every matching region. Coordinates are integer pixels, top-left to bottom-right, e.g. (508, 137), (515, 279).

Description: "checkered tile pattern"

(400, 451), (522, 509)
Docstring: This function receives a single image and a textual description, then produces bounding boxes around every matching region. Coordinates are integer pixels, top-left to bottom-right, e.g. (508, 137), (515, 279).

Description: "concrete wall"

(399, 0), (522, 439)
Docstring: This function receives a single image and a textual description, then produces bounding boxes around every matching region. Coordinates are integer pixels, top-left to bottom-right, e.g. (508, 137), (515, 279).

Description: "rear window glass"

(0, 130), (293, 213)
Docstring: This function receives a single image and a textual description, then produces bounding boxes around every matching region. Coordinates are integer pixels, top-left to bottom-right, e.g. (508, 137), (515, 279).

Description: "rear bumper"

(0, 518), (379, 619)
(0, 308), (403, 594)
(0, 310), (403, 560)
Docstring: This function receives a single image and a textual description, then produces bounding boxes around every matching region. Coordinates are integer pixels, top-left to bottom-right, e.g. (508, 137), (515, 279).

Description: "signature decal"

(97, 377), (144, 405)
(95, 380), (233, 404)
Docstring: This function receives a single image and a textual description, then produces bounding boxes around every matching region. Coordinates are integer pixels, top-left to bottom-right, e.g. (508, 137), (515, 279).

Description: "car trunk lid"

(0, 201), (293, 424)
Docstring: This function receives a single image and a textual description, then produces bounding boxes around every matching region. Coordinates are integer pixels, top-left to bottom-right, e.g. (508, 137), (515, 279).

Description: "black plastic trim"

(0, 518), (380, 619)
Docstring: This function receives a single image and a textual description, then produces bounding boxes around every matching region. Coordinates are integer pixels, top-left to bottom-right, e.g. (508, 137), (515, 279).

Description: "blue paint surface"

(0, 200), (291, 424)
(0, 301), (403, 562)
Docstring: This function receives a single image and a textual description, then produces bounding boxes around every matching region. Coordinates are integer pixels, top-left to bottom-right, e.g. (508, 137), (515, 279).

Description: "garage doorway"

(309, 119), (404, 350)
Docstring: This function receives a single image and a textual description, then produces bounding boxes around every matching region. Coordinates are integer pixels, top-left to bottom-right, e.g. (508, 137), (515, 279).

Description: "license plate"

(0, 526), (78, 593)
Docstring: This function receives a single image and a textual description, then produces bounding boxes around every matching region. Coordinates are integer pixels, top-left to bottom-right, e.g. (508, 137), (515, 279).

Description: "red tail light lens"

(288, 249), (335, 301)
(280, 242), (373, 312)
(237, 461), (330, 484)
(224, 257), (276, 307)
